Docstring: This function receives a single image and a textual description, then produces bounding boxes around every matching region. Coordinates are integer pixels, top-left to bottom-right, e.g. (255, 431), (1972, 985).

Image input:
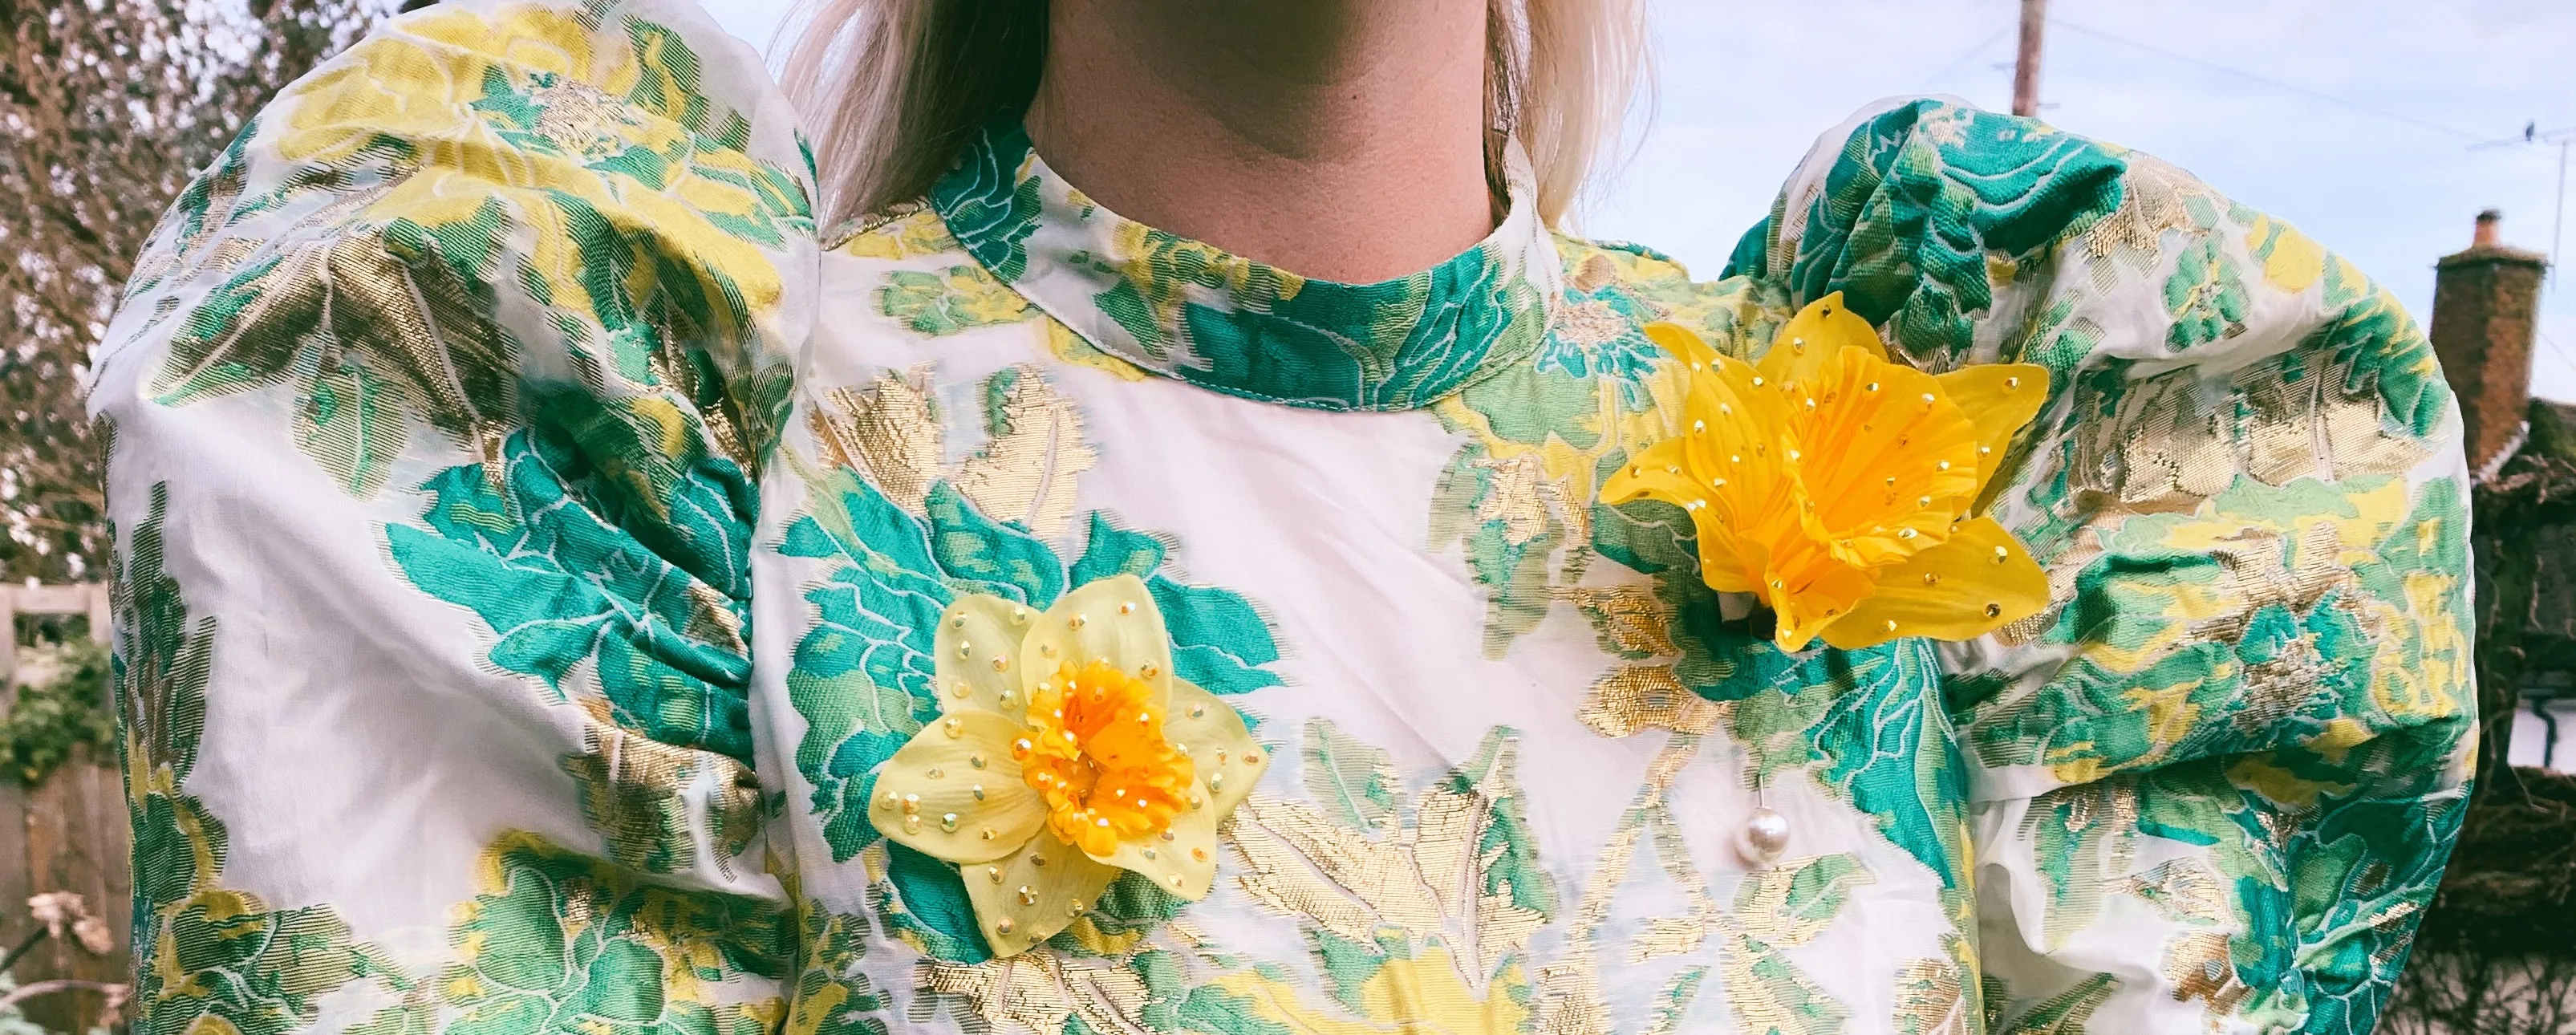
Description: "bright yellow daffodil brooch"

(868, 574), (1268, 956)
(1604, 293), (2052, 651)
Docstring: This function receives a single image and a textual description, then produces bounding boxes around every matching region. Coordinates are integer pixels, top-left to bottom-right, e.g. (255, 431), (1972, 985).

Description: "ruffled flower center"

(1700, 346), (1981, 623)
(1018, 661), (1194, 856)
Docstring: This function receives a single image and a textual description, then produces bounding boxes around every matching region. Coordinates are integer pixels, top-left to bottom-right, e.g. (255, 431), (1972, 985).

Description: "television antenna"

(2474, 120), (2576, 288)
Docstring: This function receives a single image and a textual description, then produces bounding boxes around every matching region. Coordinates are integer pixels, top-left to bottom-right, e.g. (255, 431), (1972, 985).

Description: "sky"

(705, 2), (2576, 765)
(705, 0), (2576, 398)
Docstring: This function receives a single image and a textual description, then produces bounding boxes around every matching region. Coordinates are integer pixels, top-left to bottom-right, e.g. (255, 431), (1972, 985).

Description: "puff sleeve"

(90, 2), (815, 1032)
(1730, 99), (2475, 1035)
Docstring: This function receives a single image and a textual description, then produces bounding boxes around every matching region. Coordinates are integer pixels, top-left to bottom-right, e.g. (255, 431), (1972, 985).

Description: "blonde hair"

(780, 0), (1648, 230)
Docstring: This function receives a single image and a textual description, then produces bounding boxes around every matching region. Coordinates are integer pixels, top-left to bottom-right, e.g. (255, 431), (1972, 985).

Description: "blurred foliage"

(0, 0), (393, 582)
(0, 639), (112, 788)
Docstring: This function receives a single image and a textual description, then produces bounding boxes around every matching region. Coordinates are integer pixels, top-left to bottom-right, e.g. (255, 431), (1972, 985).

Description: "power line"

(1920, 28), (2011, 89)
(2537, 329), (2576, 385)
(2051, 20), (2493, 143)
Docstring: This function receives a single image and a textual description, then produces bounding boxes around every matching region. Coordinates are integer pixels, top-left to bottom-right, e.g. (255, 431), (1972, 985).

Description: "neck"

(1024, 0), (1495, 283)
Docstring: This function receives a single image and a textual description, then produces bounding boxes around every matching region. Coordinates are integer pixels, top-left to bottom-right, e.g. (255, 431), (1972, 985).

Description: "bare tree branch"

(0, 0), (391, 582)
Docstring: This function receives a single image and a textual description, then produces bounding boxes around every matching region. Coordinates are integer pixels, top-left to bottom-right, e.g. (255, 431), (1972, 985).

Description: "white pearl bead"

(1738, 806), (1791, 867)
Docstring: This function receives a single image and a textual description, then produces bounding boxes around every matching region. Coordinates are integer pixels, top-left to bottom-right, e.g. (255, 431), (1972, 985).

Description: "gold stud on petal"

(902, 815), (920, 834)
(996, 918), (1015, 935)
(1884, 619), (1899, 633)
(1936, 460), (1952, 472)
(950, 615), (966, 629)
(1167, 875), (1185, 890)
(956, 642), (972, 659)
(1142, 847), (1158, 860)
(1119, 601), (1137, 615)
(1986, 602), (2003, 617)
(1897, 528), (1918, 540)
(970, 754), (988, 769)
(1189, 703), (1207, 719)
(940, 813), (959, 832)
(1068, 614), (1088, 630)
(1866, 381), (1880, 392)
(986, 866), (1003, 883)
(944, 716), (964, 739)
(1993, 546), (2010, 563)
(981, 827), (997, 840)
(1923, 573), (1941, 586)
(1192, 847), (1209, 862)
(971, 783), (985, 801)
(1067, 901), (1083, 917)
(1140, 663), (1159, 679)
(992, 656), (1009, 672)
(2004, 375), (2021, 391)
(927, 767), (943, 779)
(1017, 886), (1038, 906)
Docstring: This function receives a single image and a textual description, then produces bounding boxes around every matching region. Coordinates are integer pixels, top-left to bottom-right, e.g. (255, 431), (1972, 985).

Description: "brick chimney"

(2431, 209), (2549, 474)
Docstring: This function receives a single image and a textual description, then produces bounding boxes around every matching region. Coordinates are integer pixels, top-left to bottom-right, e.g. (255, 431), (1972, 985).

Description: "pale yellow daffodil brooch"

(868, 574), (1268, 956)
(1604, 293), (2052, 651)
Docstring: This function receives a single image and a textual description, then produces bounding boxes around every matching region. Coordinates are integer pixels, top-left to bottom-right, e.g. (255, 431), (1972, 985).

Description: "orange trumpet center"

(1018, 661), (1195, 857)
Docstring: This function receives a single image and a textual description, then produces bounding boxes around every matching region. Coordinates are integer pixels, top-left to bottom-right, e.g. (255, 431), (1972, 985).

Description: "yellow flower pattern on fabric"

(276, 3), (789, 345)
(1604, 293), (2052, 650)
(866, 575), (1267, 956)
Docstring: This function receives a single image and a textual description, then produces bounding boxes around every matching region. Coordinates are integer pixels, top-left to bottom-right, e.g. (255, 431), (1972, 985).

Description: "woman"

(91, 1), (2473, 1033)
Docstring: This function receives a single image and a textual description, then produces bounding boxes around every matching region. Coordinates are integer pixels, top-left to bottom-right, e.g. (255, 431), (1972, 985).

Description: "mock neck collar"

(928, 121), (1561, 412)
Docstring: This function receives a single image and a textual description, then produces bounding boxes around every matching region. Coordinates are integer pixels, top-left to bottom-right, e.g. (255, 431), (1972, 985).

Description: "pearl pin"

(1738, 806), (1792, 867)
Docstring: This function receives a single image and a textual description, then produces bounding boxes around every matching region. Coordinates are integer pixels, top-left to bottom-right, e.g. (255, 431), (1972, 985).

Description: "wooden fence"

(0, 584), (129, 1034)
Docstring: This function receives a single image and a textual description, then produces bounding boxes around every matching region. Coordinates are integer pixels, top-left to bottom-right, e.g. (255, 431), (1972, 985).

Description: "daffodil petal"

(868, 711), (1048, 865)
(1757, 290), (1884, 387)
(1088, 777), (1221, 900)
(1604, 439), (1761, 594)
(1933, 363), (2051, 487)
(1643, 321), (1725, 372)
(1602, 437), (1703, 507)
(1818, 516), (2050, 650)
(1162, 680), (1268, 818)
(1021, 574), (1173, 708)
(934, 594), (1036, 716)
(1768, 561), (1877, 652)
(961, 834), (1122, 958)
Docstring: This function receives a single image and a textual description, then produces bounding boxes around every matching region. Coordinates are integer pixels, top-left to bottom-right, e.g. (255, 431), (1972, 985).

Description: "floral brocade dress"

(92, 3), (2476, 1035)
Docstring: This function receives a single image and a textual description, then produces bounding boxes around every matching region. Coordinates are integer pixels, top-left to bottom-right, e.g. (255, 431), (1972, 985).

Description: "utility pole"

(2012, 0), (2047, 117)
